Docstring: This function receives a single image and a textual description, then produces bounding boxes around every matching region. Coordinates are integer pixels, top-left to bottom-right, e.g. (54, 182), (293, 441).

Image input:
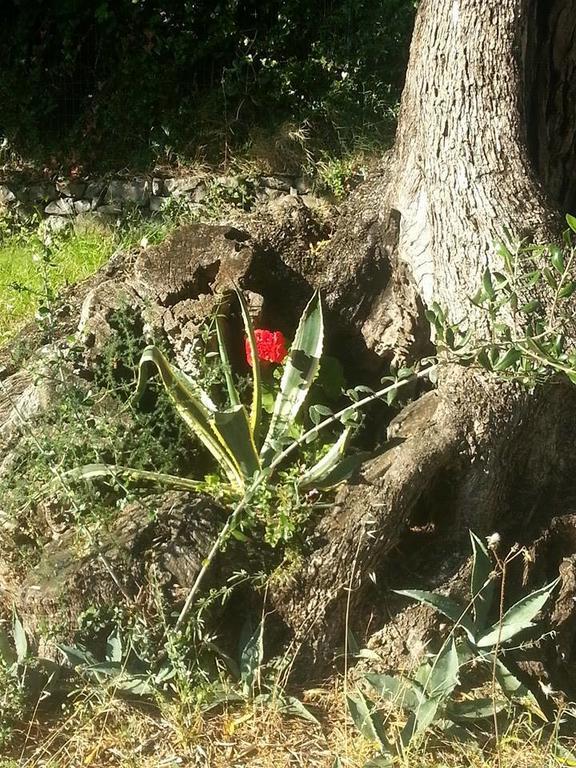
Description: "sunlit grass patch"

(3, 681), (573, 768)
(0, 225), (114, 344)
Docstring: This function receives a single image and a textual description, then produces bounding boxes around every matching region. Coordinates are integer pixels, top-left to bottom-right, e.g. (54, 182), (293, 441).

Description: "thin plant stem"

(491, 556), (506, 768)
(174, 483), (257, 631)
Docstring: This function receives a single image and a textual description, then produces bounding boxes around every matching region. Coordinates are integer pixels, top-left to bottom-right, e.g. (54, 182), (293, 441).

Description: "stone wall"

(0, 172), (314, 233)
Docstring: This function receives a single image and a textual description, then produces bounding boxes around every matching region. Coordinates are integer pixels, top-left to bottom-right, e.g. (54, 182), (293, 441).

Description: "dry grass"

(3, 680), (573, 768)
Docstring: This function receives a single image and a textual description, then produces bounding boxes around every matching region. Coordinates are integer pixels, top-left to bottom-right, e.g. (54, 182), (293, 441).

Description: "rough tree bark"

(270, 0), (576, 691)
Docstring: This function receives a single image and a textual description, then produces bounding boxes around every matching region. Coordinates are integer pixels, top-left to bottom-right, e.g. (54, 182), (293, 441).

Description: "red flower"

(245, 329), (288, 366)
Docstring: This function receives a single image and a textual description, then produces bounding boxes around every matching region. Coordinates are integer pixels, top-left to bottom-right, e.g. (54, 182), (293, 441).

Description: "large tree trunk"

(271, 0), (576, 690)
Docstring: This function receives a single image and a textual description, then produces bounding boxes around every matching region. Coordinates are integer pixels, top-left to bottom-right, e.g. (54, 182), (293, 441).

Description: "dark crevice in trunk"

(525, 0), (576, 212)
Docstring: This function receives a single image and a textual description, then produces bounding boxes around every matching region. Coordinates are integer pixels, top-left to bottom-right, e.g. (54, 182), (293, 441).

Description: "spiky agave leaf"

(133, 346), (260, 489)
(260, 291), (323, 466)
(236, 288), (263, 442)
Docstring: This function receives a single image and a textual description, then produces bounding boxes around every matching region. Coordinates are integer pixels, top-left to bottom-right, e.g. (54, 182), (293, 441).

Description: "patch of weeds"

(0, 308), (198, 567)
(201, 176), (257, 218)
(0, 613), (60, 751)
(316, 154), (364, 199)
(0, 661), (26, 749)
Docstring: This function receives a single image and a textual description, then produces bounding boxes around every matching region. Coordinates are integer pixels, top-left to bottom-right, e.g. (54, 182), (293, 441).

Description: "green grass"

(0, 226), (114, 344)
(0, 205), (196, 346)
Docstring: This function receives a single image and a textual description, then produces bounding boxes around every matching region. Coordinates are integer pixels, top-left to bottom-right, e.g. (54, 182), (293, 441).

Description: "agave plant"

(346, 532), (559, 765)
(70, 289), (355, 496)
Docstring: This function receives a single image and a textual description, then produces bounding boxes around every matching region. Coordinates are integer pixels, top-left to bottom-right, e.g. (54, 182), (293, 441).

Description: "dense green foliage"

(1, 0), (416, 170)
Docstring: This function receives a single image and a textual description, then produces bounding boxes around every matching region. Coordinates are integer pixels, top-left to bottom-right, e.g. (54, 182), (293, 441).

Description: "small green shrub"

(428, 213), (576, 387)
(0, 614), (59, 749)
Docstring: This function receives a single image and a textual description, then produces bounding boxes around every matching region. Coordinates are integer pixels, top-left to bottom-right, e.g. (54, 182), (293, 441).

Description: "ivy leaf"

(520, 300), (541, 315)
(493, 348), (521, 372)
(482, 268), (496, 300)
(558, 281), (576, 299)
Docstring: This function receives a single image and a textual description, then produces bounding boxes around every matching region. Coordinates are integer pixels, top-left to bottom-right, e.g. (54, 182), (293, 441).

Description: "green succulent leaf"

(365, 673), (423, 712)
(394, 590), (476, 644)
(346, 690), (390, 750)
(212, 406), (261, 479)
(113, 675), (157, 696)
(132, 345), (244, 487)
(493, 659), (531, 700)
(236, 288), (262, 441)
(299, 427), (362, 490)
(261, 291), (324, 466)
(492, 659), (545, 717)
(427, 639), (459, 698)
(401, 698), (441, 746)
(446, 698), (507, 721)
(476, 579), (559, 648)
(64, 463), (216, 493)
(276, 695), (321, 726)
(470, 531), (495, 630)
(215, 312), (241, 408)
(58, 644), (97, 667)
(239, 622), (263, 695)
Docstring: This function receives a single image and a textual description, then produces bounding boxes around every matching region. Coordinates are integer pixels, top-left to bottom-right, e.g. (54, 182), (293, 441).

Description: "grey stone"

(78, 279), (143, 354)
(263, 188), (283, 200)
(164, 176), (203, 196)
(214, 175), (238, 187)
(150, 196), (170, 212)
(57, 180), (87, 198)
(0, 354), (73, 442)
(294, 176), (312, 194)
(45, 198), (74, 216)
(301, 194), (320, 208)
(27, 183), (58, 203)
(74, 199), (92, 214)
(42, 215), (71, 235)
(152, 177), (166, 196)
(106, 178), (150, 206)
(0, 185), (16, 204)
(192, 183), (207, 203)
(260, 175), (294, 192)
(84, 180), (106, 201)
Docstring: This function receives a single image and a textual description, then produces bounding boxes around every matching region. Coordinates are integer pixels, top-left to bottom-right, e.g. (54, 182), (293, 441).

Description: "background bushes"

(1, 0), (416, 170)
